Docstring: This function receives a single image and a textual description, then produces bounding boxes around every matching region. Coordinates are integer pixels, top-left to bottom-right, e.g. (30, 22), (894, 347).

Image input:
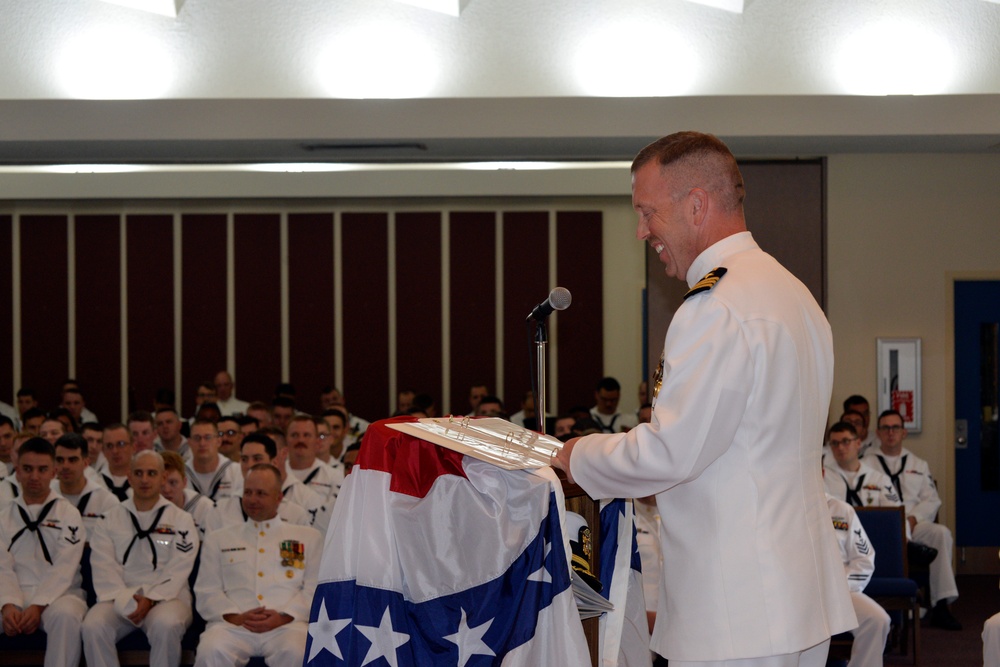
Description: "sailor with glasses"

(864, 408), (962, 630)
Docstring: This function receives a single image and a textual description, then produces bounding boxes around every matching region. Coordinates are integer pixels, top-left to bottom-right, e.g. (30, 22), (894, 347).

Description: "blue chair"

(856, 506), (920, 664)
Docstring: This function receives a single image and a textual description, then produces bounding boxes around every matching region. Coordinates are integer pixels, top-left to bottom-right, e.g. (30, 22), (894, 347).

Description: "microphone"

(526, 287), (572, 322)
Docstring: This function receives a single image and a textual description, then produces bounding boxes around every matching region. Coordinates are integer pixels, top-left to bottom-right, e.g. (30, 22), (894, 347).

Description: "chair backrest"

(855, 506), (908, 578)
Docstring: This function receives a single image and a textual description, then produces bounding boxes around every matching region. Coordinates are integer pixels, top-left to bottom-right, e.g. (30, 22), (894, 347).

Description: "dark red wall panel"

(233, 213), (281, 406)
(448, 211), (496, 415)
(75, 215), (121, 422)
(126, 215), (175, 416)
(20, 215), (69, 409)
(341, 213), (389, 422)
(180, 214), (227, 416)
(395, 212), (442, 416)
(287, 213), (336, 416)
(502, 211), (549, 413)
(0, 217), (12, 404)
(555, 211), (604, 414)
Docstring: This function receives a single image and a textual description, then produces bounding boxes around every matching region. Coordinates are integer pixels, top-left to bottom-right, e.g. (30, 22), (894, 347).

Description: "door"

(954, 280), (1000, 547)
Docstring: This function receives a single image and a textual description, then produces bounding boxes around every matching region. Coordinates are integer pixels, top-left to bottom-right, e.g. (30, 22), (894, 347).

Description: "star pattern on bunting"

(443, 607), (496, 667)
(527, 539), (552, 583)
(307, 599), (352, 662)
(356, 606), (410, 667)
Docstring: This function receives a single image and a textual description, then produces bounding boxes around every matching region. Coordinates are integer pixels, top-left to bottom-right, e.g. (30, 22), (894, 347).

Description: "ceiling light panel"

(393, 0), (470, 17)
(97, 0), (185, 17)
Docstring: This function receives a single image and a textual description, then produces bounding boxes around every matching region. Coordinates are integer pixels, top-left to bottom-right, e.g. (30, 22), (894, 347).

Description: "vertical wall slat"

(20, 215), (70, 408)
(287, 212), (337, 416)
(341, 212), (390, 422)
(233, 213), (282, 406)
(75, 214), (122, 422)
(501, 211), (550, 414)
(125, 214), (175, 417)
(448, 211), (497, 415)
(556, 210), (604, 414)
(395, 212), (443, 415)
(180, 213), (227, 416)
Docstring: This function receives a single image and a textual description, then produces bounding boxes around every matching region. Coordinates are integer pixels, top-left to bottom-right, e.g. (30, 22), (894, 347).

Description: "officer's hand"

(127, 595), (154, 625)
(550, 437), (579, 484)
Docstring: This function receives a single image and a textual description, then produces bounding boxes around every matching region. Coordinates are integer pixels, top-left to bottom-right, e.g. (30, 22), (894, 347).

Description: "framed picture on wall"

(876, 337), (922, 433)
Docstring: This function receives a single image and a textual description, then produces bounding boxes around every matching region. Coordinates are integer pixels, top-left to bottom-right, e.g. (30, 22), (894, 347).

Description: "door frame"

(948, 271), (1000, 575)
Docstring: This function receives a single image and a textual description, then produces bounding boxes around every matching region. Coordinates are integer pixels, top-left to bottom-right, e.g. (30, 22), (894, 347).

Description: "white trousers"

(82, 599), (192, 667)
(193, 620), (308, 667)
(912, 521), (959, 605)
(670, 638), (830, 667)
(848, 591), (889, 667)
(40, 594), (88, 667)
(984, 612), (1000, 667)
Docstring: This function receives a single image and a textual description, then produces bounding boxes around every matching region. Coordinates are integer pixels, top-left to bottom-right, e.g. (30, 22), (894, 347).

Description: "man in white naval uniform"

(589, 377), (639, 434)
(205, 433), (315, 532)
(826, 494), (890, 667)
(552, 132), (855, 666)
(214, 370), (250, 417)
(82, 450), (199, 667)
(194, 463), (322, 666)
(186, 420), (243, 502)
(864, 408), (962, 630)
(0, 438), (88, 667)
(285, 416), (342, 502)
(843, 395), (876, 458)
(160, 450), (214, 537)
(154, 408), (190, 461)
(99, 423), (135, 501)
(0, 416), (16, 476)
(823, 422), (902, 509)
(53, 433), (119, 532)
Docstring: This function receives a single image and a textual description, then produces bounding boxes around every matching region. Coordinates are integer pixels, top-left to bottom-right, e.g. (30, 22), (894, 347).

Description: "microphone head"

(549, 286), (572, 311)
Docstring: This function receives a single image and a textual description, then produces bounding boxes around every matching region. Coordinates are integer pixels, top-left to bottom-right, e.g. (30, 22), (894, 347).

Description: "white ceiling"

(1, 0), (999, 163)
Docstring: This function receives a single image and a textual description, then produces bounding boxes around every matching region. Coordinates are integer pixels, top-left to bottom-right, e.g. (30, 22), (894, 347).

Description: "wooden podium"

(561, 476), (602, 667)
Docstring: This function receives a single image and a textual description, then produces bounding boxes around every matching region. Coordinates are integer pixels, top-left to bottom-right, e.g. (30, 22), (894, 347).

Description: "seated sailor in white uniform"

(194, 463), (322, 667)
(0, 437), (88, 667)
(82, 450), (199, 667)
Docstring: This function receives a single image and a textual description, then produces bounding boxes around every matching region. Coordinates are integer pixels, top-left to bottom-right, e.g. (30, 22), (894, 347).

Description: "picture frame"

(876, 337), (922, 433)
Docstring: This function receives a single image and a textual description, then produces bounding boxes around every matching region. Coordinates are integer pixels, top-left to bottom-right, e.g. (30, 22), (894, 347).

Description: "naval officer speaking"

(552, 131), (856, 667)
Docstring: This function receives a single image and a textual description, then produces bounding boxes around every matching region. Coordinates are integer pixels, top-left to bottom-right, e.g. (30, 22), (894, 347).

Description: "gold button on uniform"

(259, 532), (266, 537)
(259, 548), (265, 553)
(257, 594), (263, 601)
(258, 571), (264, 577)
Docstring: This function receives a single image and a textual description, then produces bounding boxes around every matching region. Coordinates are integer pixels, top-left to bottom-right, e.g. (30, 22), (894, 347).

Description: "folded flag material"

(305, 417), (591, 667)
(599, 499), (651, 667)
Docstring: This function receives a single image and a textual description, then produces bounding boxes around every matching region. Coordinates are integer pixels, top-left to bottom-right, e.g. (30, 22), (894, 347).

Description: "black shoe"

(907, 541), (939, 567)
(929, 602), (962, 630)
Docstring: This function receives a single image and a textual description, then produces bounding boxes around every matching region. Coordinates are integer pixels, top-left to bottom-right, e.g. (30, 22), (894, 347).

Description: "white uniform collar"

(123, 494), (171, 515)
(686, 231), (757, 288)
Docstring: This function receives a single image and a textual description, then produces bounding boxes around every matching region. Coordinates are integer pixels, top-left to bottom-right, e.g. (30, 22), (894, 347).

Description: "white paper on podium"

(386, 417), (565, 470)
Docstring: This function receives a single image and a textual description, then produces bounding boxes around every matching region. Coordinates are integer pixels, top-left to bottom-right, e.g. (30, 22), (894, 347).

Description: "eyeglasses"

(104, 440), (130, 450)
(190, 434), (217, 443)
(317, 433), (329, 441)
(877, 424), (904, 433)
(219, 429), (239, 437)
(828, 437), (857, 448)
